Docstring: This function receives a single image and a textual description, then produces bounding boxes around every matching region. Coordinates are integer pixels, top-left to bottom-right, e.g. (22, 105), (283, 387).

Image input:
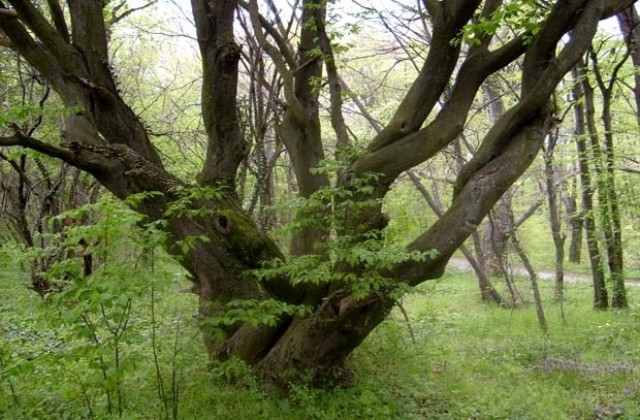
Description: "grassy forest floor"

(2, 259), (640, 419)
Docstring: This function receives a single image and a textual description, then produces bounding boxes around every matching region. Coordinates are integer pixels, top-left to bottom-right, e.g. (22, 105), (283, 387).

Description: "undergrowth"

(2, 251), (640, 419)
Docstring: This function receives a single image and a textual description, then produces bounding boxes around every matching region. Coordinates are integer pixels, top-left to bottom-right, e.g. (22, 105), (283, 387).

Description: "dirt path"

(447, 257), (640, 286)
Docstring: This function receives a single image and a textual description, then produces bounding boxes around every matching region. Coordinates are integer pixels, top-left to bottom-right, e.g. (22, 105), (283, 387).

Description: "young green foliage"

(254, 160), (435, 300)
(457, 0), (550, 46)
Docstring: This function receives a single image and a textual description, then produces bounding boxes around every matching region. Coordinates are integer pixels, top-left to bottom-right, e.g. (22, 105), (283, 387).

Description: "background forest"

(2, 0), (640, 418)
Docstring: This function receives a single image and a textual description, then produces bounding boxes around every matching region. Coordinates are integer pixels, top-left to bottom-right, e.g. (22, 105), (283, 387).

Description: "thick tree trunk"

(254, 293), (393, 387)
(481, 78), (511, 279)
(253, 112), (550, 385)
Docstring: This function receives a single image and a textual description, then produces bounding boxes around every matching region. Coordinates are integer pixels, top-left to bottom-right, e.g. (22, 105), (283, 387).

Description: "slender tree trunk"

(617, 6), (640, 127)
(483, 203), (511, 278)
(542, 130), (566, 300)
(583, 51), (628, 308)
(600, 97), (627, 308)
(507, 206), (548, 332)
(245, 41), (280, 232)
(572, 66), (608, 309)
(563, 191), (583, 264)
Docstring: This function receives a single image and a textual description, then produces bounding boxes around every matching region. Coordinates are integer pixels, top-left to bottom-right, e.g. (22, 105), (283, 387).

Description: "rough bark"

(192, 0), (248, 189)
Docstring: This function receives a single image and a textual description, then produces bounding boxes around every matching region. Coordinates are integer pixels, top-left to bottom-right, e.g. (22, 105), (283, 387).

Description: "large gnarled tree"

(0, 0), (634, 387)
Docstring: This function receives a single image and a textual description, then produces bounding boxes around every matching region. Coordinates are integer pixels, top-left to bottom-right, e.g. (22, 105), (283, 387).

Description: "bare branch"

(0, 6), (16, 17)
(603, 0), (639, 18)
(367, 0), (482, 152)
(354, 35), (527, 181)
(0, 8), (64, 83)
(238, 0), (297, 69)
(109, 1), (158, 27)
(0, 131), (78, 164)
(315, 6), (350, 156)
(0, 129), (178, 196)
(247, 0), (303, 117)
(6, 0), (70, 57)
(339, 75), (384, 133)
(45, 0), (69, 43)
(619, 166), (640, 174)
(456, 0), (606, 195)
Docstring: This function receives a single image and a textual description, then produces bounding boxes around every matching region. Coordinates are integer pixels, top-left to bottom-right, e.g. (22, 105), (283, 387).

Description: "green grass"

(2, 259), (640, 419)
(391, 272), (640, 419)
